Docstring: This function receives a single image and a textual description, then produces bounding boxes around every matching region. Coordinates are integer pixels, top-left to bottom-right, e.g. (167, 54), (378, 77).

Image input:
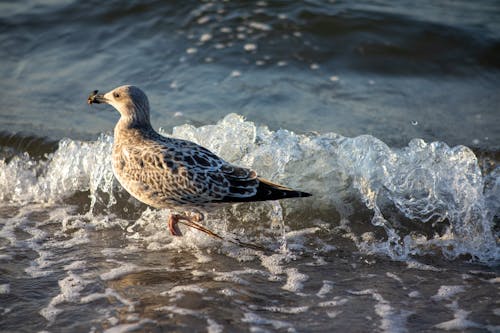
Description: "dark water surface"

(0, 1), (499, 332)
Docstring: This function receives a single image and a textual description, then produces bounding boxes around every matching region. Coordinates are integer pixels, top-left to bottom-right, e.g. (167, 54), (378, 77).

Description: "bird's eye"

(113, 92), (120, 98)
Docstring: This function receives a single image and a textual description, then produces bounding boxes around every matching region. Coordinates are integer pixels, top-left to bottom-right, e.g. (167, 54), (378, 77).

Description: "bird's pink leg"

(168, 211), (223, 240)
(167, 212), (267, 251)
(168, 214), (183, 236)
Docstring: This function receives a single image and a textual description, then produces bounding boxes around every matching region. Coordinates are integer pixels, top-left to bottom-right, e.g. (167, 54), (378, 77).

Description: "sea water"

(0, 1), (499, 332)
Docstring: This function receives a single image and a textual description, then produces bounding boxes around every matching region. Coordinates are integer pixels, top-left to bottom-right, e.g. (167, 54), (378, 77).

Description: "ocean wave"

(3, 1), (498, 73)
(0, 114), (498, 263)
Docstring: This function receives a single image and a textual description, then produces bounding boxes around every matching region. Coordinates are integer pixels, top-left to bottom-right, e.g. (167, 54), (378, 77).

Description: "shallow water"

(1, 1), (499, 332)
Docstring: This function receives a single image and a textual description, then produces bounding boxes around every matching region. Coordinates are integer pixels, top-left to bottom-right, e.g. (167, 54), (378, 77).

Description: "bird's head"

(88, 85), (150, 125)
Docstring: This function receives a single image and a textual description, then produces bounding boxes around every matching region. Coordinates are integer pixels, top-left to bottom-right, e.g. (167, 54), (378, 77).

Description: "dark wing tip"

(218, 177), (311, 203)
(299, 191), (312, 197)
(253, 177), (311, 201)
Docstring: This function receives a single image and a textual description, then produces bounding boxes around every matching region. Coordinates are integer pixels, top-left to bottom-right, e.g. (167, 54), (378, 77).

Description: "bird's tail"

(251, 177), (311, 201)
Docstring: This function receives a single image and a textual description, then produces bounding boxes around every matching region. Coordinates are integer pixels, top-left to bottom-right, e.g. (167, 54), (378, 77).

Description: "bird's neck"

(114, 108), (154, 141)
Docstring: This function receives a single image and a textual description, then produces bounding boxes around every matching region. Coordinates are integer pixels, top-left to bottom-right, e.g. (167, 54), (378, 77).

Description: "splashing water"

(1, 113), (497, 263)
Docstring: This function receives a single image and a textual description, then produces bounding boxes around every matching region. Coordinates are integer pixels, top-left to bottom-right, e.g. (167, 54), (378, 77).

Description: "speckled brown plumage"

(88, 85), (311, 237)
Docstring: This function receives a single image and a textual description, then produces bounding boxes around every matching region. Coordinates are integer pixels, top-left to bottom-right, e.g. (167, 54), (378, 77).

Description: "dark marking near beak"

(87, 90), (107, 105)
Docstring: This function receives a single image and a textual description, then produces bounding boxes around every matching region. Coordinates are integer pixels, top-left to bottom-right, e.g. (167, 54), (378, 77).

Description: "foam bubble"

(80, 287), (135, 312)
(318, 297), (348, 307)
(256, 305), (310, 314)
(431, 285), (465, 301)
(0, 283), (10, 294)
(326, 310), (342, 318)
(434, 300), (482, 331)
(244, 43), (257, 51)
(406, 261), (442, 271)
(230, 70), (241, 77)
(199, 33), (212, 42)
(196, 16), (210, 25)
(155, 305), (200, 316)
(100, 263), (141, 281)
(213, 269), (267, 286)
(207, 318), (224, 333)
(488, 277), (500, 284)
(103, 319), (157, 333)
(161, 284), (207, 298)
(349, 289), (412, 333)
(282, 267), (308, 293)
(40, 273), (89, 321)
(242, 312), (294, 331)
(248, 21), (272, 31)
(386, 272), (403, 284)
(316, 280), (334, 298)
(63, 260), (87, 271)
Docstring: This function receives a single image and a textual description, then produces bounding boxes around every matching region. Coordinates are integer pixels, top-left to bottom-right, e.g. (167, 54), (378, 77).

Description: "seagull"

(88, 85), (311, 240)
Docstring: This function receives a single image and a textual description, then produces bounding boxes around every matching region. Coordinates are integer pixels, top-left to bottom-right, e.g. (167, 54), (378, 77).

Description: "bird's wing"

(129, 137), (259, 204)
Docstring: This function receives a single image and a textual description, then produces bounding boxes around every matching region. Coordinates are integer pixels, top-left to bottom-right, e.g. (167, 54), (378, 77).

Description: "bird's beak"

(87, 90), (108, 105)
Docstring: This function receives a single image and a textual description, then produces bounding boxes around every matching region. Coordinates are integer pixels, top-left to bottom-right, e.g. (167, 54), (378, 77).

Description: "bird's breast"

(111, 143), (186, 209)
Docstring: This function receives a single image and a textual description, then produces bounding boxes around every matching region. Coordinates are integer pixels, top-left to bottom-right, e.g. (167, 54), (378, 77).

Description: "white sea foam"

(282, 267), (308, 293)
(22, 221), (76, 278)
(318, 297), (349, 307)
(431, 285), (466, 301)
(244, 43), (257, 51)
(434, 300), (482, 331)
(100, 263), (139, 281)
(326, 310), (343, 318)
(218, 288), (236, 297)
(406, 260), (442, 271)
(213, 269), (268, 286)
(161, 284), (207, 298)
(103, 319), (157, 333)
(0, 283), (10, 294)
(316, 280), (334, 298)
(207, 318), (224, 333)
(259, 253), (286, 277)
(250, 305), (310, 314)
(155, 305), (201, 317)
(80, 288), (135, 312)
(172, 114), (499, 263)
(0, 114), (498, 263)
(0, 134), (115, 208)
(386, 272), (403, 284)
(248, 21), (272, 31)
(242, 312), (295, 331)
(349, 289), (412, 333)
(40, 273), (89, 321)
(488, 277), (500, 284)
(64, 260), (87, 271)
(199, 33), (212, 42)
